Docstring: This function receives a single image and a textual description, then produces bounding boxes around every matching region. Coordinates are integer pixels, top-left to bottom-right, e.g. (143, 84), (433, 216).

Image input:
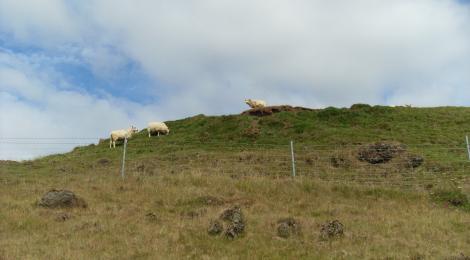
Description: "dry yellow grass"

(0, 165), (469, 259)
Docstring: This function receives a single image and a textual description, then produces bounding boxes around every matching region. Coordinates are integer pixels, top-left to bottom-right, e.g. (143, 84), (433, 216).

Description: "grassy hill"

(1, 105), (470, 259)
(134, 105), (470, 145)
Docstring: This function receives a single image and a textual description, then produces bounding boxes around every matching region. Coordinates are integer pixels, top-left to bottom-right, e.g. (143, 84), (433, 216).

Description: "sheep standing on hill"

(245, 99), (266, 109)
(109, 126), (138, 148)
(148, 122), (170, 137)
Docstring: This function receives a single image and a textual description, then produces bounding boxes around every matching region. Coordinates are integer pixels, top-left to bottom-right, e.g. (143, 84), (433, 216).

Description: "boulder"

(38, 189), (87, 208)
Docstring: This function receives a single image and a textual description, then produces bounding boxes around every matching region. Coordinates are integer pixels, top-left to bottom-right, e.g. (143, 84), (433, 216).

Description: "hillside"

(141, 105), (470, 146)
(34, 105), (470, 183)
(1, 105), (470, 259)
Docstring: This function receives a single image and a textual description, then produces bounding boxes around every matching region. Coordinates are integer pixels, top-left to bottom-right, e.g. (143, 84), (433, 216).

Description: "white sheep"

(109, 126), (138, 148)
(147, 122), (170, 137)
(245, 99), (267, 109)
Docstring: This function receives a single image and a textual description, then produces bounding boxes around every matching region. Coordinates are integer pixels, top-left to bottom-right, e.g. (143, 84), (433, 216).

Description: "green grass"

(1, 105), (470, 259)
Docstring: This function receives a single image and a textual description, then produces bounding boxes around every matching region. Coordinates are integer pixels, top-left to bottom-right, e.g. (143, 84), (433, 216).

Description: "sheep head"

(126, 126), (139, 138)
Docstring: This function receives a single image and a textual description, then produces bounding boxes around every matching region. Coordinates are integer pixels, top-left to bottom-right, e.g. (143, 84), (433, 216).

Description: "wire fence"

(1, 137), (470, 190)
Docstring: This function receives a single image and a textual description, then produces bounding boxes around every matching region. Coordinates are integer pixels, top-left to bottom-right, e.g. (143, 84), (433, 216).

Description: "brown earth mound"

(358, 142), (406, 164)
(241, 105), (314, 117)
(38, 189), (87, 208)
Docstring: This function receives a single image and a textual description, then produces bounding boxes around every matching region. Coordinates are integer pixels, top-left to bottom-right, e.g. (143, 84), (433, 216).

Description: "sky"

(1, 0), (470, 160)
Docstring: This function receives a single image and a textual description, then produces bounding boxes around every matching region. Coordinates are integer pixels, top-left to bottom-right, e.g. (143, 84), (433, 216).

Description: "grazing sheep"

(147, 122), (170, 137)
(109, 126), (138, 148)
(244, 99), (266, 109)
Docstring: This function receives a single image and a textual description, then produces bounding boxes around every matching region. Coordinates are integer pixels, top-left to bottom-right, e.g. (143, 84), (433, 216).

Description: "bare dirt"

(241, 105), (314, 117)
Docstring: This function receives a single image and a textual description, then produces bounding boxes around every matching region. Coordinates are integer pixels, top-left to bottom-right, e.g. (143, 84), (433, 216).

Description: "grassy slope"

(1, 105), (470, 259)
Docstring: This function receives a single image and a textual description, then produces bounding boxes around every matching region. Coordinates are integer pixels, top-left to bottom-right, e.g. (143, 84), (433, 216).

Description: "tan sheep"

(147, 122), (170, 137)
(109, 126), (138, 148)
(245, 99), (267, 109)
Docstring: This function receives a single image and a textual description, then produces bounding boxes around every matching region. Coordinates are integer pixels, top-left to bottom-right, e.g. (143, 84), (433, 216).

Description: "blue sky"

(1, 0), (470, 159)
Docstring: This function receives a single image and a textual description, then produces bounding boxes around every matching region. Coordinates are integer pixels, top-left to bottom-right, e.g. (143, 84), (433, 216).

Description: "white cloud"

(0, 51), (164, 160)
(86, 0), (470, 109)
(0, 0), (80, 44)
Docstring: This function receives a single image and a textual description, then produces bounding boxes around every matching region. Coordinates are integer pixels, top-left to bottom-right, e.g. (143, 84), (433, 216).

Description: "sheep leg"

(158, 132), (160, 137)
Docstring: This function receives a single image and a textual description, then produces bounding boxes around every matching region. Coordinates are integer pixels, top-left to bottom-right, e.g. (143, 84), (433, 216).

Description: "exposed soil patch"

(277, 217), (301, 238)
(320, 220), (344, 240)
(242, 105), (314, 117)
(96, 158), (110, 165)
(55, 212), (72, 222)
(358, 142), (406, 164)
(38, 189), (87, 209)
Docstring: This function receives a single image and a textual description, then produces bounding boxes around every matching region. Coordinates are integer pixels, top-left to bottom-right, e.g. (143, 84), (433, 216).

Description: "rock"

(208, 220), (223, 235)
(357, 142), (405, 164)
(407, 155), (424, 168)
(38, 189), (87, 208)
(320, 220), (344, 240)
(277, 218), (301, 238)
(207, 206), (245, 239)
(225, 222), (245, 239)
(220, 206), (245, 239)
(220, 206), (243, 223)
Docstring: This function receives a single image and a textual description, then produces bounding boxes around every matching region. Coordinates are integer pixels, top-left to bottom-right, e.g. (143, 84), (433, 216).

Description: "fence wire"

(1, 138), (470, 190)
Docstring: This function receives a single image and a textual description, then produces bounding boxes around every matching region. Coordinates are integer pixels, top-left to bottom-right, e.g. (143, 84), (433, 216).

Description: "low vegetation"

(1, 105), (470, 258)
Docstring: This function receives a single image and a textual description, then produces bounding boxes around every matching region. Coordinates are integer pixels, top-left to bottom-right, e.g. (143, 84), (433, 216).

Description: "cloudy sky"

(1, 0), (470, 160)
